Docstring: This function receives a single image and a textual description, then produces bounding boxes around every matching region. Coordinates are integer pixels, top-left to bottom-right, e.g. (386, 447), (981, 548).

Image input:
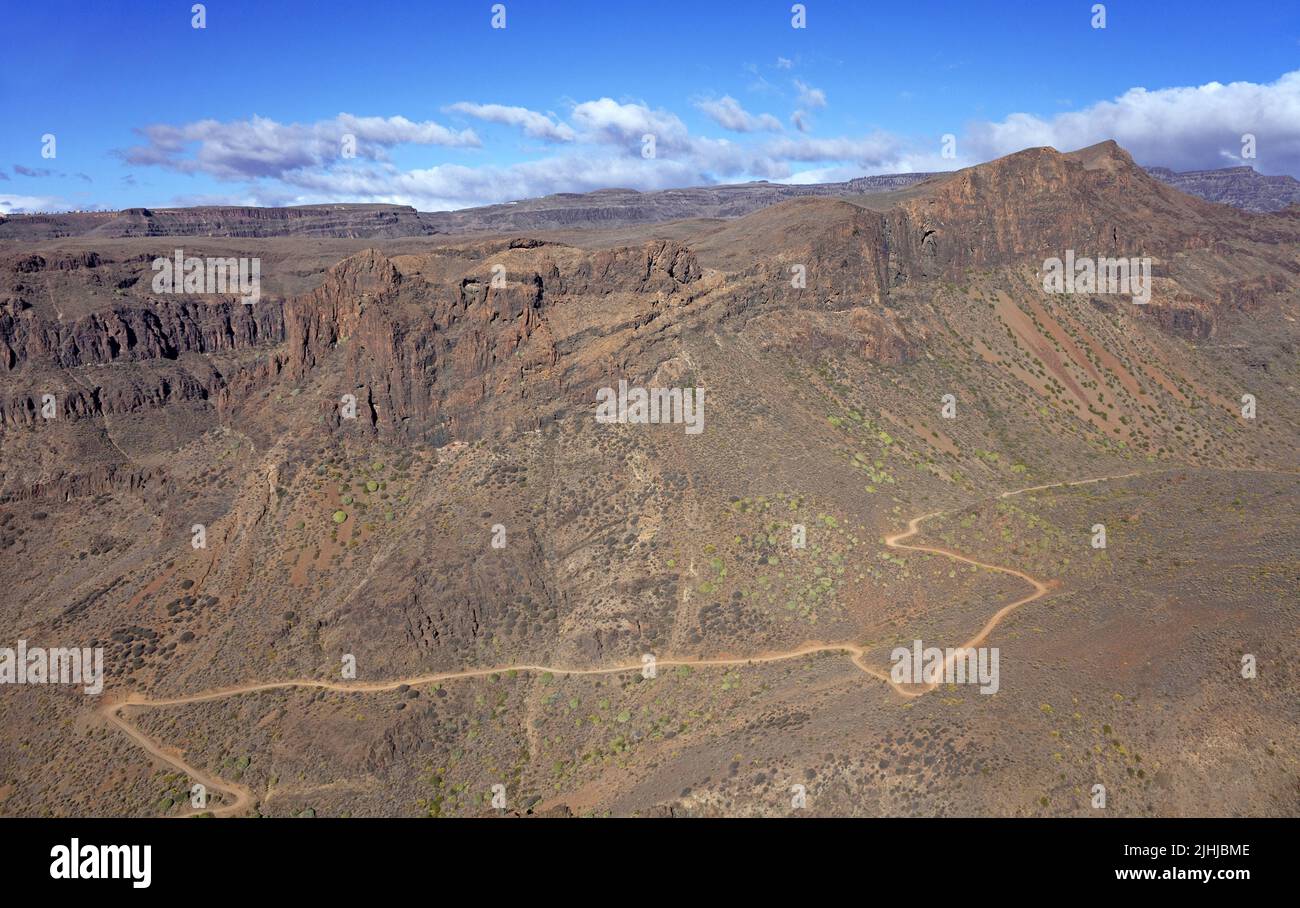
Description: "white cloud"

(570, 98), (690, 150)
(170, 190), (287, 207)
(688, 137), (793, 180)
(119, 113), (479, 181)
(280, 155), (709, 211)
(965, 69), (1300, 175)
(694, 96), (783, 133)
(0, 193), (67, 213)
(768, 133), (903, 165)
(790, 79), (827, 134)
(782, 165), (865, 184)
(794, 79), (827, 110)
(445, 102), (575, 142)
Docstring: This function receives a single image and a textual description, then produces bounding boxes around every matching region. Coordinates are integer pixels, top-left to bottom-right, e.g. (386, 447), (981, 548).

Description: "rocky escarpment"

(266, 146), (1300, 428)
(0, 295), (284, 426)
(0, 238), (708, 436)
(4, 143), (1295, 438)
(1147, 166), (1300, 214)
(892, 142), (1236, 272)
(1, 298), (282, 372)
(4, 367), (243, 427)
(1134, 273), (1292, 340)
(704, 143), (1256, 303)
(697, 142), (1299, 350)
(0, 204), (432, 241)
(280, 241), (705, 443)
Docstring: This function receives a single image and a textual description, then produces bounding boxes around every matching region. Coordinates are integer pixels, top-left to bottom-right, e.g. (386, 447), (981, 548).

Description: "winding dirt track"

(100, 472), (1139, 817)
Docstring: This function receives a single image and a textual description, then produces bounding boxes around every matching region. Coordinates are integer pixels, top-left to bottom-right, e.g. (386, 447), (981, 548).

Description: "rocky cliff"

(3, 142), (1297, 440)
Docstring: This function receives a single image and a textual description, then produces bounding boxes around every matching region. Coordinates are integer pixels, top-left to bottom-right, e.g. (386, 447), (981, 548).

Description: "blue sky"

(3, 0), (1299, 213)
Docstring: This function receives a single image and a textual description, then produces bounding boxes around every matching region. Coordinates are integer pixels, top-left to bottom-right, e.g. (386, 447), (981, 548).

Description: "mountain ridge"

(4, 150), (1299, 242)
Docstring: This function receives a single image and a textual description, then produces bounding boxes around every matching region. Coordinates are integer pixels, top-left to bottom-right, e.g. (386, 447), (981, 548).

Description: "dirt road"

(100, 471), (1140, 816)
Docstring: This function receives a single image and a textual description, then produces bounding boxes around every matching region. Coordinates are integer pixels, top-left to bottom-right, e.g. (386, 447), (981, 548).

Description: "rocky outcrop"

(283, 248), (401, 378)
(567, 240), (703, 294)
(0, 298), (282, 372)
(889, 142), (1242, 276)
(280, 242), (703, 442)
(1142, 299), (1216, 339)
(699, 142), (1298, 352)
(0, 283), (285, 426)
(755, 305), (919, 367)
(0, 463), (164, 503)
(0, 363), (247, 427)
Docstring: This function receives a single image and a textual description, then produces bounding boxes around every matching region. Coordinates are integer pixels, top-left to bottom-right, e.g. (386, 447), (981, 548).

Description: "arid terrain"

(1, 142), (1296, 817)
